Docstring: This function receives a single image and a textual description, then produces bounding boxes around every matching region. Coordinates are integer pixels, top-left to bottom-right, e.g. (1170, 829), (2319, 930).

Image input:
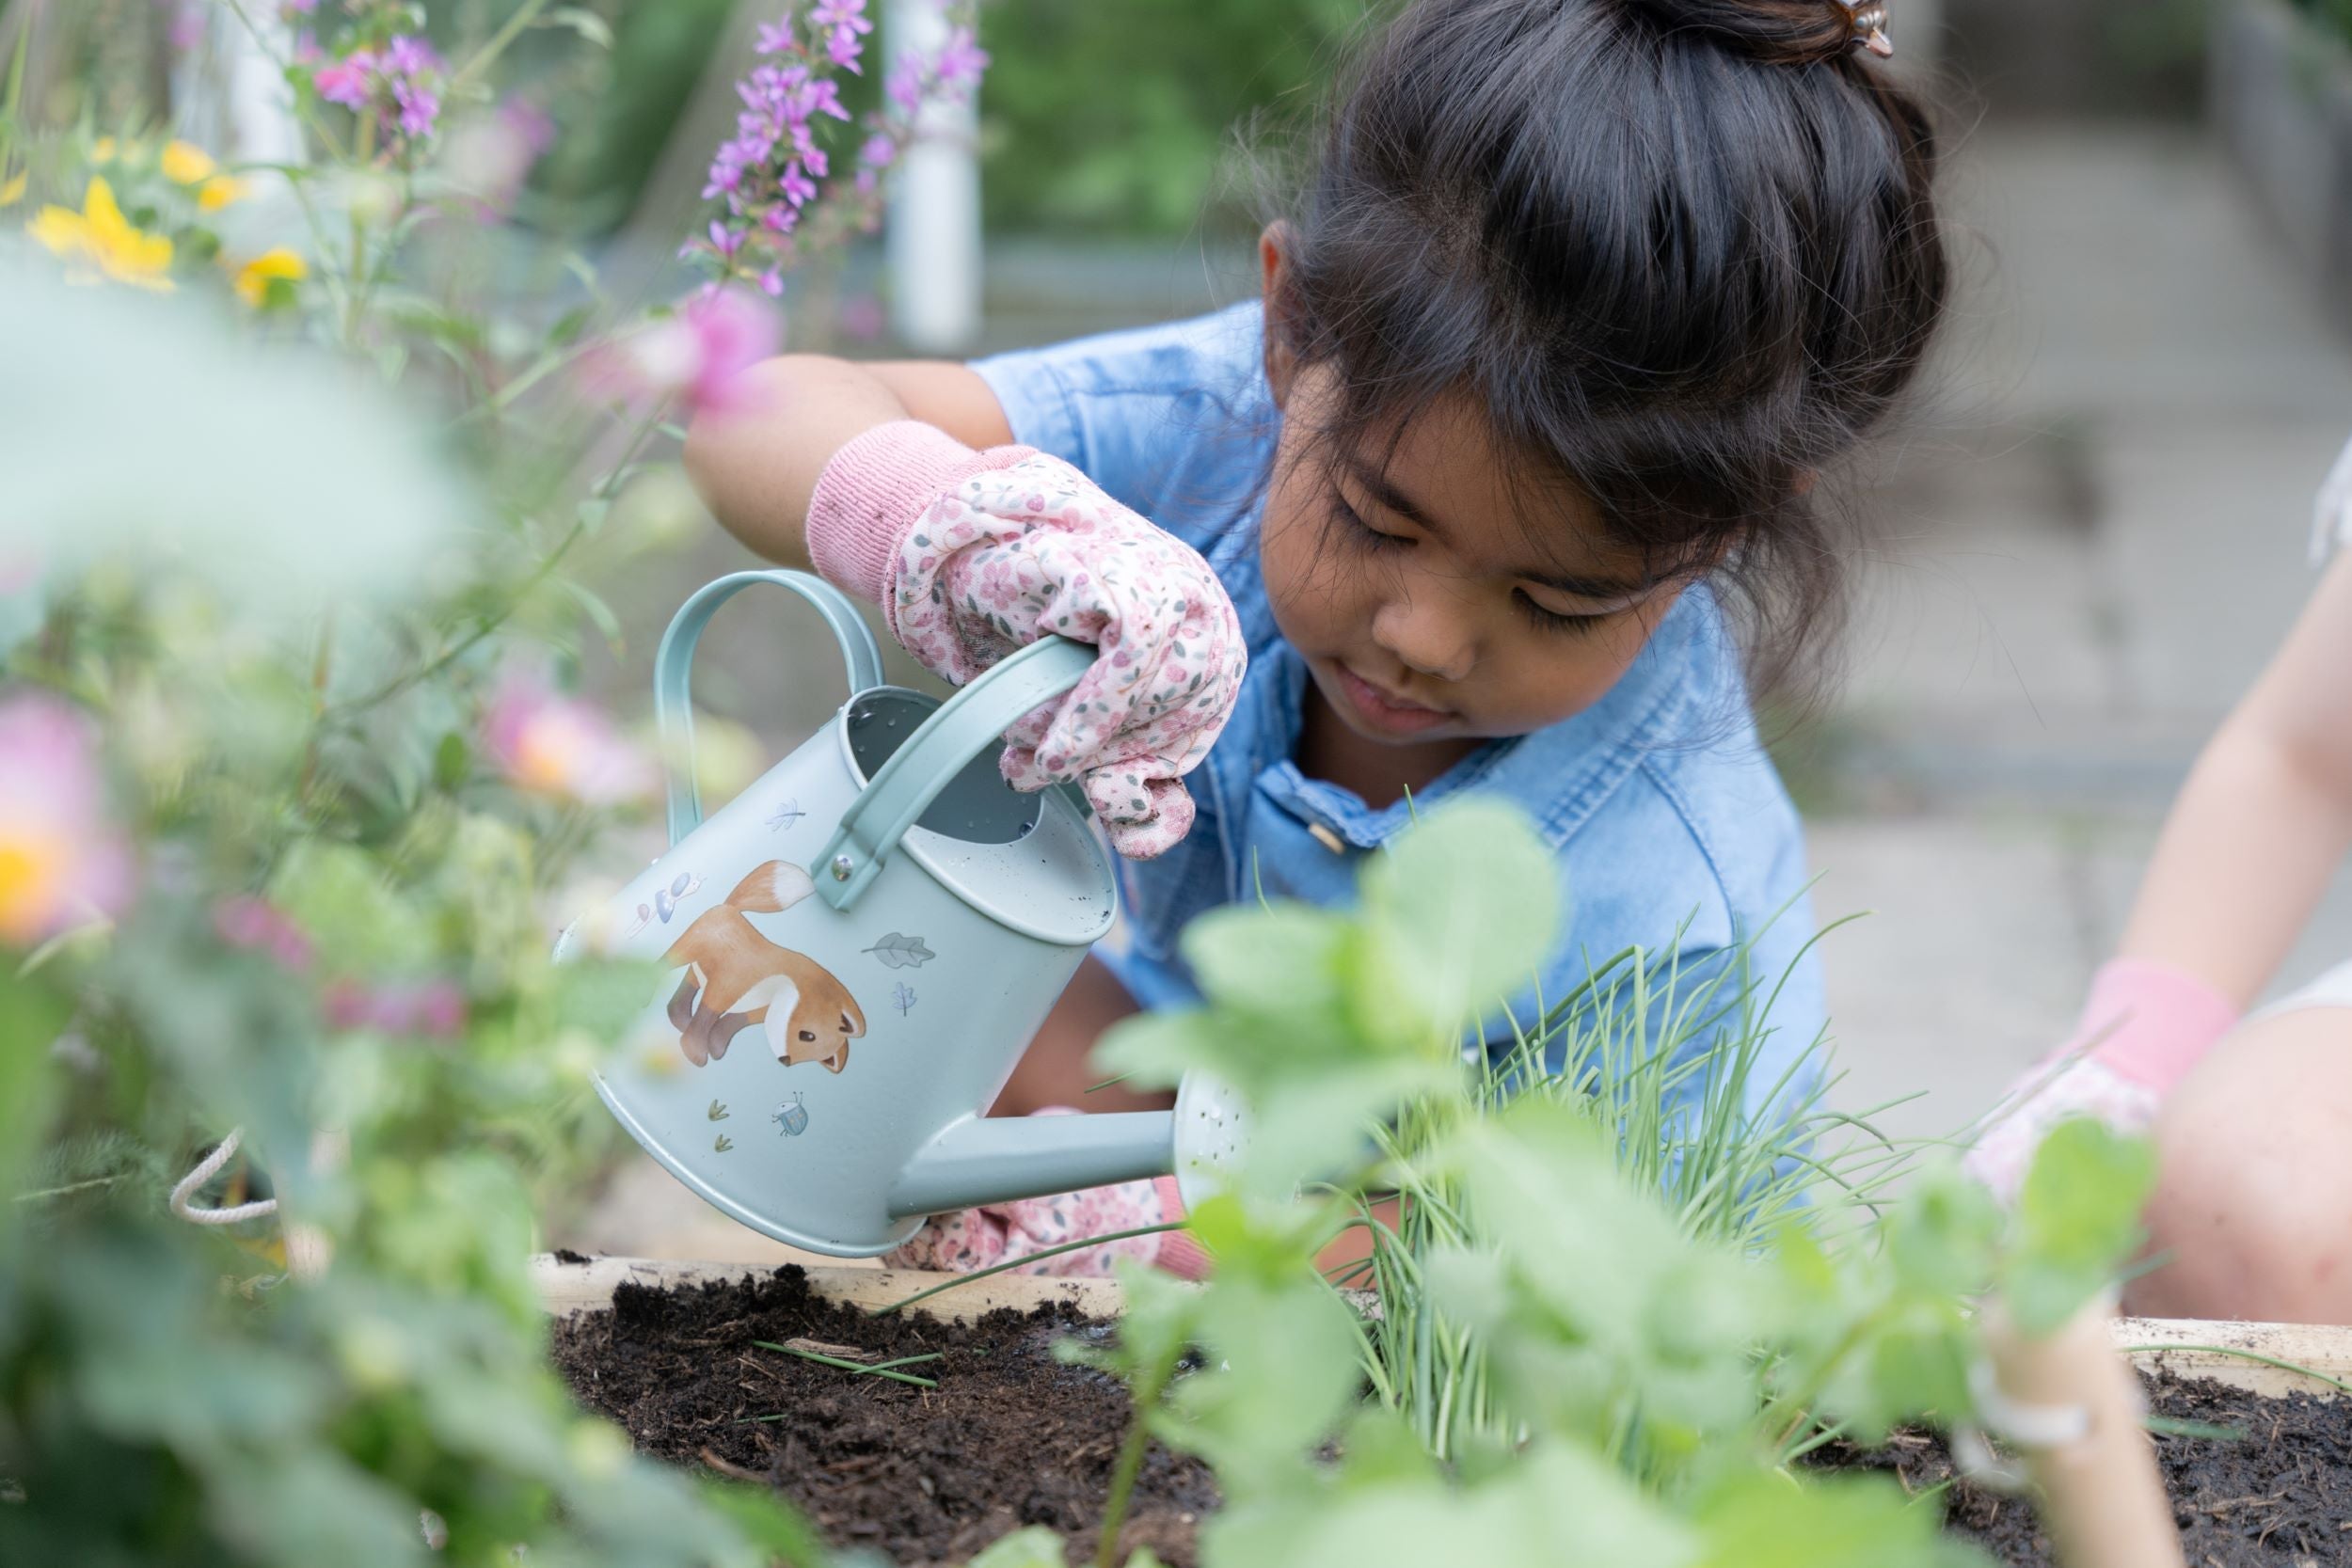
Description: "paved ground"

(1810, 124), (2352, 1148)
(555, 122), (2352, 1259)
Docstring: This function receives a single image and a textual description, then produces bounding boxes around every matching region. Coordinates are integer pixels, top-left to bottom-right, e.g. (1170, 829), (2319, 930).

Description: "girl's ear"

(1259, 221), (1301, 408)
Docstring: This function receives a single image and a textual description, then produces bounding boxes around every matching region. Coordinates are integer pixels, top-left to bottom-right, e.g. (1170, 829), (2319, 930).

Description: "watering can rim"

(831, 682), (1117, 951)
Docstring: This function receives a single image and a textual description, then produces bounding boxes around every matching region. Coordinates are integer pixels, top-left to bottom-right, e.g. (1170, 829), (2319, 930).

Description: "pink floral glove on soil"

(1962, 957), (2240, 1204)
(806, 420), (1246, 859)
(882, 1173), (1208, 1280)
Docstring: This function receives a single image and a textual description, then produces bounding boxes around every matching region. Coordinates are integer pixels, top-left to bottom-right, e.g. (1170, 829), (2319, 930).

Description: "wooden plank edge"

(2114, 1316), (2352, 1401)
(536, 1259), (2352, 1404)
(532, 1252), (1128, 1324)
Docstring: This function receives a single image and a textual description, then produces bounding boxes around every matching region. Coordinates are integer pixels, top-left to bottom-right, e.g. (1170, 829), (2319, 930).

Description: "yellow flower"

(160, 140), (215, 184)
(91, 136), (119, 164)
(27, 177), (175, 292)
(0, 167), (24, 208)
(197, 174), (248, 213)
(231, 246), (307, 307)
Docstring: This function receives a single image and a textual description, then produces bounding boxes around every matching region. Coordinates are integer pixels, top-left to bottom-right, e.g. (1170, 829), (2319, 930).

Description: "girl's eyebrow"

(1340, 454), (1652, 599)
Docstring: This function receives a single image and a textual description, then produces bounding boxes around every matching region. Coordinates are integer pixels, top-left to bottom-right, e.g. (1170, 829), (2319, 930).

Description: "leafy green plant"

(1076, 799), (2161, 1568)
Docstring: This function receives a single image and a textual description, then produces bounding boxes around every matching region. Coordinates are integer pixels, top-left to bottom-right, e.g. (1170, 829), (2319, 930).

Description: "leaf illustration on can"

(861, 932), (935, 970)
(713, 1133), (734, 1153)
(707, 1100), (729, 1122)
(892, 981), (915, 1016)
(765, 798), (805, 832)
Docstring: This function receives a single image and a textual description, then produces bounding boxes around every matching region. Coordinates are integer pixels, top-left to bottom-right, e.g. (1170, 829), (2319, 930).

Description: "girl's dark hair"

(1268, 0), (1947, 700)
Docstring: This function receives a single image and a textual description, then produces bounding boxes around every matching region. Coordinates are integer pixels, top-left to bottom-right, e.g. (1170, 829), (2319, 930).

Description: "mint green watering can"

(554, 571), (1244, 1257)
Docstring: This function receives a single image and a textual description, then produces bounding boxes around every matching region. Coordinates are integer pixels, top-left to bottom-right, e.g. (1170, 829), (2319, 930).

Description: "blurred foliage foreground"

(0, 0), (974, 1561)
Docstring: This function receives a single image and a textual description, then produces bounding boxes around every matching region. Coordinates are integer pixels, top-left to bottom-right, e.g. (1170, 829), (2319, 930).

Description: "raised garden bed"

(538, 1254), (2352, 1568)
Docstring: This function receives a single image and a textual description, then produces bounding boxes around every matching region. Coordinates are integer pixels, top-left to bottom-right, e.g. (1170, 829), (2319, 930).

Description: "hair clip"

(1846, 2), (1894, 58)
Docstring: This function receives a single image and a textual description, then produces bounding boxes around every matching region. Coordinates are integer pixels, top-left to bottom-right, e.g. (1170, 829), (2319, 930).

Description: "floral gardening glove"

(882, 1174), (1208, 1280)
(805, 420), (1245, 859)
(1961, 958), (2239, 1204)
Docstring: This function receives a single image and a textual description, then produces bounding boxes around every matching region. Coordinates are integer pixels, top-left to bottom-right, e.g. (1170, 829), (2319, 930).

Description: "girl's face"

(1257, 367), (1688, 750)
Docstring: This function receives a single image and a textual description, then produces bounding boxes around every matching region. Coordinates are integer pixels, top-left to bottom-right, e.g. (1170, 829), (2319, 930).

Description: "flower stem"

(871, 1221), (1184, 1317)
(1095, 1353), (1177, 1568)
(452, 0), (554, 88)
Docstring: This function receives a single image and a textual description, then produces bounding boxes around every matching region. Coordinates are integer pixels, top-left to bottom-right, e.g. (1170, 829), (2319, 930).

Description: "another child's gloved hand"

(806, 420), (1246, 859)
(881, 1172), (1207, 1280)
(1961, 958), (2239, 1203)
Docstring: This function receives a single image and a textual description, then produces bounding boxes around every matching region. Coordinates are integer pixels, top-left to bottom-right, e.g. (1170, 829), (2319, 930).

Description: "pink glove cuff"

(2068, 957), (2240, 1092)
(1152, 1174), (1209, 1280)
(804, 420), (1032, 605)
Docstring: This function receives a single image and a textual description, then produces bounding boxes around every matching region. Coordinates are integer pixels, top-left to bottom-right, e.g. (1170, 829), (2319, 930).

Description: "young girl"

(1965, 441), (2352, 1324)
(687, 0), (1946, 1275)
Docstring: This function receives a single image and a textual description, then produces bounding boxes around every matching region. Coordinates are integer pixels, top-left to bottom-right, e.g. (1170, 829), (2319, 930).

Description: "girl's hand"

(1961, 958), (2238, 1202)
(882, 1172), (1205, 1279)
(806, 420), (1246, 859)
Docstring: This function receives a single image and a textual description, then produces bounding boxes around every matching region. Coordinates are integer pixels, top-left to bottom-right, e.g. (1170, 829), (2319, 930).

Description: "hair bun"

(1623, 0), (1891, 68)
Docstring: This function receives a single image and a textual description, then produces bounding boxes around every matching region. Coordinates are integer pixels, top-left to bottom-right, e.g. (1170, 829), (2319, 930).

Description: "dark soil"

(551, 1264), (1216, 1567)
(557, 1264), (2352, 1568)
(1820, 1370), (2352, 1565)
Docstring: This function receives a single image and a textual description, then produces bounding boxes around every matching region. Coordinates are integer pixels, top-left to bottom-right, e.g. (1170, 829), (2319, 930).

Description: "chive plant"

(1343, 918), (1939, 1463)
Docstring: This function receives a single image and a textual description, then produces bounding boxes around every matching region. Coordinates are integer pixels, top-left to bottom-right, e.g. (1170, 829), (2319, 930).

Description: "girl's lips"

(1332, 663), (1451, 735)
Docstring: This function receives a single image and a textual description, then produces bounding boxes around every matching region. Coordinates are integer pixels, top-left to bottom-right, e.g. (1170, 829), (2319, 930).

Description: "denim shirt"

(974, 303), (1826, 1125)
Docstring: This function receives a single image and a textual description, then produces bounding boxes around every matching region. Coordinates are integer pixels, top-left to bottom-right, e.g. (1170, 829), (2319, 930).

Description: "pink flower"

(214, 895), (315, 971)
(602, 285), (783, 417)
(934, 26), (989, 97)
(324, 977), (469, 1038)
(312, 55), (373, 107)
(482, 666), (658, 806)
(0, 693), (133, 946)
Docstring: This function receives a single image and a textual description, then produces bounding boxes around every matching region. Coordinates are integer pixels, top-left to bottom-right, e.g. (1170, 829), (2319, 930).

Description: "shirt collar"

(1239, 588), (1727, 852)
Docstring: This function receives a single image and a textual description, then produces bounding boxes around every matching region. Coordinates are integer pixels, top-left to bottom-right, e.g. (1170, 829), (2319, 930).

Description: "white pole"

(883, 0), (981, 354)
(171, 7), (304, 167)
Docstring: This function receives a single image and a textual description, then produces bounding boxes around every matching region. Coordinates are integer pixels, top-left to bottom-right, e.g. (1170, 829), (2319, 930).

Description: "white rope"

(1967, 1355), (2094, 1449)
(167, 1128), (278, 1226)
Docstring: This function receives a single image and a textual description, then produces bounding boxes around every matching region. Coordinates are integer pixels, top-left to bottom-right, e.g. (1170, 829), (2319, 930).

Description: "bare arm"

(681, 356), (1015, 572)
(2118, 550), (2352, 1003)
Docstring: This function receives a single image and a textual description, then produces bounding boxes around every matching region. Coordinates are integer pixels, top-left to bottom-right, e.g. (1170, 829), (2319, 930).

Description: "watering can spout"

(887, 1111), (1175, 1221)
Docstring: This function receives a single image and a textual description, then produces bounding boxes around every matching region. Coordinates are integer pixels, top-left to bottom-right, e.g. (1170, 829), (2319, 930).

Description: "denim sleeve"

(969, 303), (1275, 556)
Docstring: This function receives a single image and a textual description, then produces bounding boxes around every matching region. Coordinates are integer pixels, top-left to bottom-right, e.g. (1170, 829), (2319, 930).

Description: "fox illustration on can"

(661, 861), (867, 1073)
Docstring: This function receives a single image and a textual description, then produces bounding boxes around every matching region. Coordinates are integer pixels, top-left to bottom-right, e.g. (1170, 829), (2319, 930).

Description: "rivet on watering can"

(831, 854), (854, 881)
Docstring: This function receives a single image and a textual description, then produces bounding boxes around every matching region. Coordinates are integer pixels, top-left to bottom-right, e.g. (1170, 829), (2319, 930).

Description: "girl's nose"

(1371, 593), (1476, 684)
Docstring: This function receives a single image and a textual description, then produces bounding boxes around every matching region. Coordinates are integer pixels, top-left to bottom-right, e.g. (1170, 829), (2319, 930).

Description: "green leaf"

(1359, 800), (1560, 1037)
(1696, 1470), (1986, 1568)
(1178, 900), (1349, 1022)
(860, 932), (936, 970)
(434, 730), (470, 791)
(562, 577), (626, 655)
(1170, 1276), (1381, 1502)
(544, 6), (616, 47)
(2004, 1118), (2158, 1336)
(547, 303), (595, 347)
(1883, 1165), (2001, 1300)
(964, 1525), (1068, 1568)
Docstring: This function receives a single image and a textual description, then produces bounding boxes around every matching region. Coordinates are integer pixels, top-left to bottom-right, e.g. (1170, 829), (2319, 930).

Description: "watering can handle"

(814, 635), (1096, 912)
(654, 570), (885, 846)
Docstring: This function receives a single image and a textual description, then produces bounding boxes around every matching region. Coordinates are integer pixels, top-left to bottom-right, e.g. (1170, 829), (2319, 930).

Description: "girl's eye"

(1514, 589), (1611, 637)
(1329, 494), (1408, 551)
